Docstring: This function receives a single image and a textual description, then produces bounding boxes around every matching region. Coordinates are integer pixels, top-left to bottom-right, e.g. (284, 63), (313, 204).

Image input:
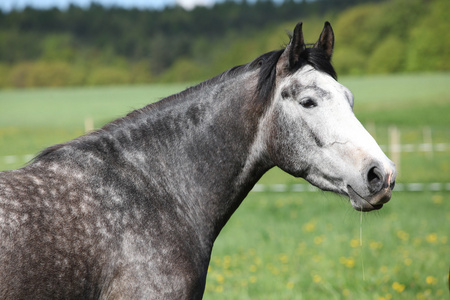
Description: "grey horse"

(0, 22), (395, 299)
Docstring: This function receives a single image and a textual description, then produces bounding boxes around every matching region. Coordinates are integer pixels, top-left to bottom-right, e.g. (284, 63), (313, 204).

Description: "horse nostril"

(367, 166), (383, 193)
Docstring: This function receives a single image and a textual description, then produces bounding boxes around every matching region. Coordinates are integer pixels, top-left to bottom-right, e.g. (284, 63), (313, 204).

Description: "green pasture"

(205, 192), (450, 300)
(0, 73), (449, 299)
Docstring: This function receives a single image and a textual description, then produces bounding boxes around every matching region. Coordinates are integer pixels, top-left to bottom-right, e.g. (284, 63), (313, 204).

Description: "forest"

(0, 0), (448, 88)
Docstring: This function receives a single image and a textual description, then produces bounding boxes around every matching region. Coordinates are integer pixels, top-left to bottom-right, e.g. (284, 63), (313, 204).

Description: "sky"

(0, 0), (228, 11)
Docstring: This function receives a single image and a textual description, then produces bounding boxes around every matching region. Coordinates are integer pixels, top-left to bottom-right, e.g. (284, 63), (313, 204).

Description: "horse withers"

(0, 22), (396, 299)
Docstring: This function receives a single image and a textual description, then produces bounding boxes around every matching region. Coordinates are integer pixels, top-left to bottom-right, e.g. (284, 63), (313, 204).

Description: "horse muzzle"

(347, 163), (396, 212)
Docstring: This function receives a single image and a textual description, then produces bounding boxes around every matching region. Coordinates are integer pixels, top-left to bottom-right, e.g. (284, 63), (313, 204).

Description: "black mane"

(252, 45), (337, 105)
(33, 41), (337, 164)
(299, 46), (337, 80)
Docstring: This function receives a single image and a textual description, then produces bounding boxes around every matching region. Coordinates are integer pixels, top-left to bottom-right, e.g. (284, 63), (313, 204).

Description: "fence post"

(365, 121), (376, 140)
(389, 126), (401, 177)
(85, 117), (94, 133)
(423, 126), (433, 159)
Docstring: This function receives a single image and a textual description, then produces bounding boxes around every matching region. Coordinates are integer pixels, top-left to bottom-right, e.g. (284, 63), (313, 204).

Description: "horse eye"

(300, 98), (317, 109)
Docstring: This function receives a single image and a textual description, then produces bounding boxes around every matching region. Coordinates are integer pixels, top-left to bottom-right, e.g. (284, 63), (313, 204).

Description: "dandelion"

(403, 258), (412, 266)
(249, 265), (257, 272)
(314, 235), (324, 245)
(215, 285), (224, 293)
(216, 274), (225, 284)
(312, 274), (322, 283)
(425, 233), (438, 244)
(396, 230), (409, 241)
(339, 257), (355, 268)
(370, 241), (383, 250)
(432, 195), (443, 204)
(350, 239), (360, 248)
(249, 276), (257, 283)
(392, 282), (405, 293)
(286, 281), (294, 289)
(278, 254), (289, 264)
(425, 276), (437, 285)
(302, 221), (316, 232)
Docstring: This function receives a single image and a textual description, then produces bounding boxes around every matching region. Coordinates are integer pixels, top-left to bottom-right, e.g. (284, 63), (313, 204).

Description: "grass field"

(1, 73), (449, 299)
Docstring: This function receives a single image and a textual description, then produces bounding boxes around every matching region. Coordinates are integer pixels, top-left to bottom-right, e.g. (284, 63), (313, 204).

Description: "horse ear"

(288, 22), (305, 68)
(314, 21), (334, 60)
(277, 22), (305, 74)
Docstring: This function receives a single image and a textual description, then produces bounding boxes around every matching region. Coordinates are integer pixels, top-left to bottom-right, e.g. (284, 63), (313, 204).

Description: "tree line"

(0, 0), (448, 88)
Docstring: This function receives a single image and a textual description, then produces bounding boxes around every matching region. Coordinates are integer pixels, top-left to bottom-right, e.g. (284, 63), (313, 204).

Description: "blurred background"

(0, 0), (448, 87)
(0, 0), (449, 299)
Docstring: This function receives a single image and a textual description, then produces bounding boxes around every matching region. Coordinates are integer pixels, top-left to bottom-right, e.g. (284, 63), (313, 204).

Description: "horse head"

(266, 22), (396, 211)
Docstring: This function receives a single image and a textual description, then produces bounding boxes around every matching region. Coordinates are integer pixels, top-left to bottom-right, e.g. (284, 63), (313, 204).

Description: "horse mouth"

(347, 185), (383, 212)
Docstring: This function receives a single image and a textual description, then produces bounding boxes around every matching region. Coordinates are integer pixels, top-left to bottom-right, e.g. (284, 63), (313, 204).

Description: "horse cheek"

(267, 111), (306, 177)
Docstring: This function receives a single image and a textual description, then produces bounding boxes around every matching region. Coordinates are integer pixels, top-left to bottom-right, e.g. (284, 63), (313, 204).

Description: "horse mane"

(32, 40), (337, 164)
(117, 42), (336, 121)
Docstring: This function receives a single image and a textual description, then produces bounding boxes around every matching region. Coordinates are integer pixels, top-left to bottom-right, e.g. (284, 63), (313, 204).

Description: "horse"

(0, 22), (396, 299)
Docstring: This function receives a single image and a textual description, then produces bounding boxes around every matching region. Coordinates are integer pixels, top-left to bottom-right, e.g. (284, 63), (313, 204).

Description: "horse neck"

(104, 71), (272, 243)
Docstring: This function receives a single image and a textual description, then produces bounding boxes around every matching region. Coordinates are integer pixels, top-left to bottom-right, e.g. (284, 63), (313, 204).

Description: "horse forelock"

(298, 46), (337, 80)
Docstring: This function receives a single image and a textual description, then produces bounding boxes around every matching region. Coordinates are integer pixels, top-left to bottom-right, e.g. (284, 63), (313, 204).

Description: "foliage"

(0, 0), (448, 87)
(366, 37), (405, 74)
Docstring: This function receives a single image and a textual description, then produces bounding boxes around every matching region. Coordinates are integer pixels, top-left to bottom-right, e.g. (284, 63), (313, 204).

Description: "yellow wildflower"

(432, 195), (443, 204)
(404, 258), (412, 266)
(279, 254), (289, 264)
(302, 221), (316, 232)
(397, 230), (409, 241)
(314, 235), (324, 245)
(370, 241), (383, 250)
(350, 239), (360, 247)
(286, 281), (294, 289)
(339, 256), (355, 268)
(313, 274), (322, 283)
(392, 282), (405, 293)
(426, 233), (438, 244)
(425, 276), (437, 285)
(216, 274), (224, 284)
